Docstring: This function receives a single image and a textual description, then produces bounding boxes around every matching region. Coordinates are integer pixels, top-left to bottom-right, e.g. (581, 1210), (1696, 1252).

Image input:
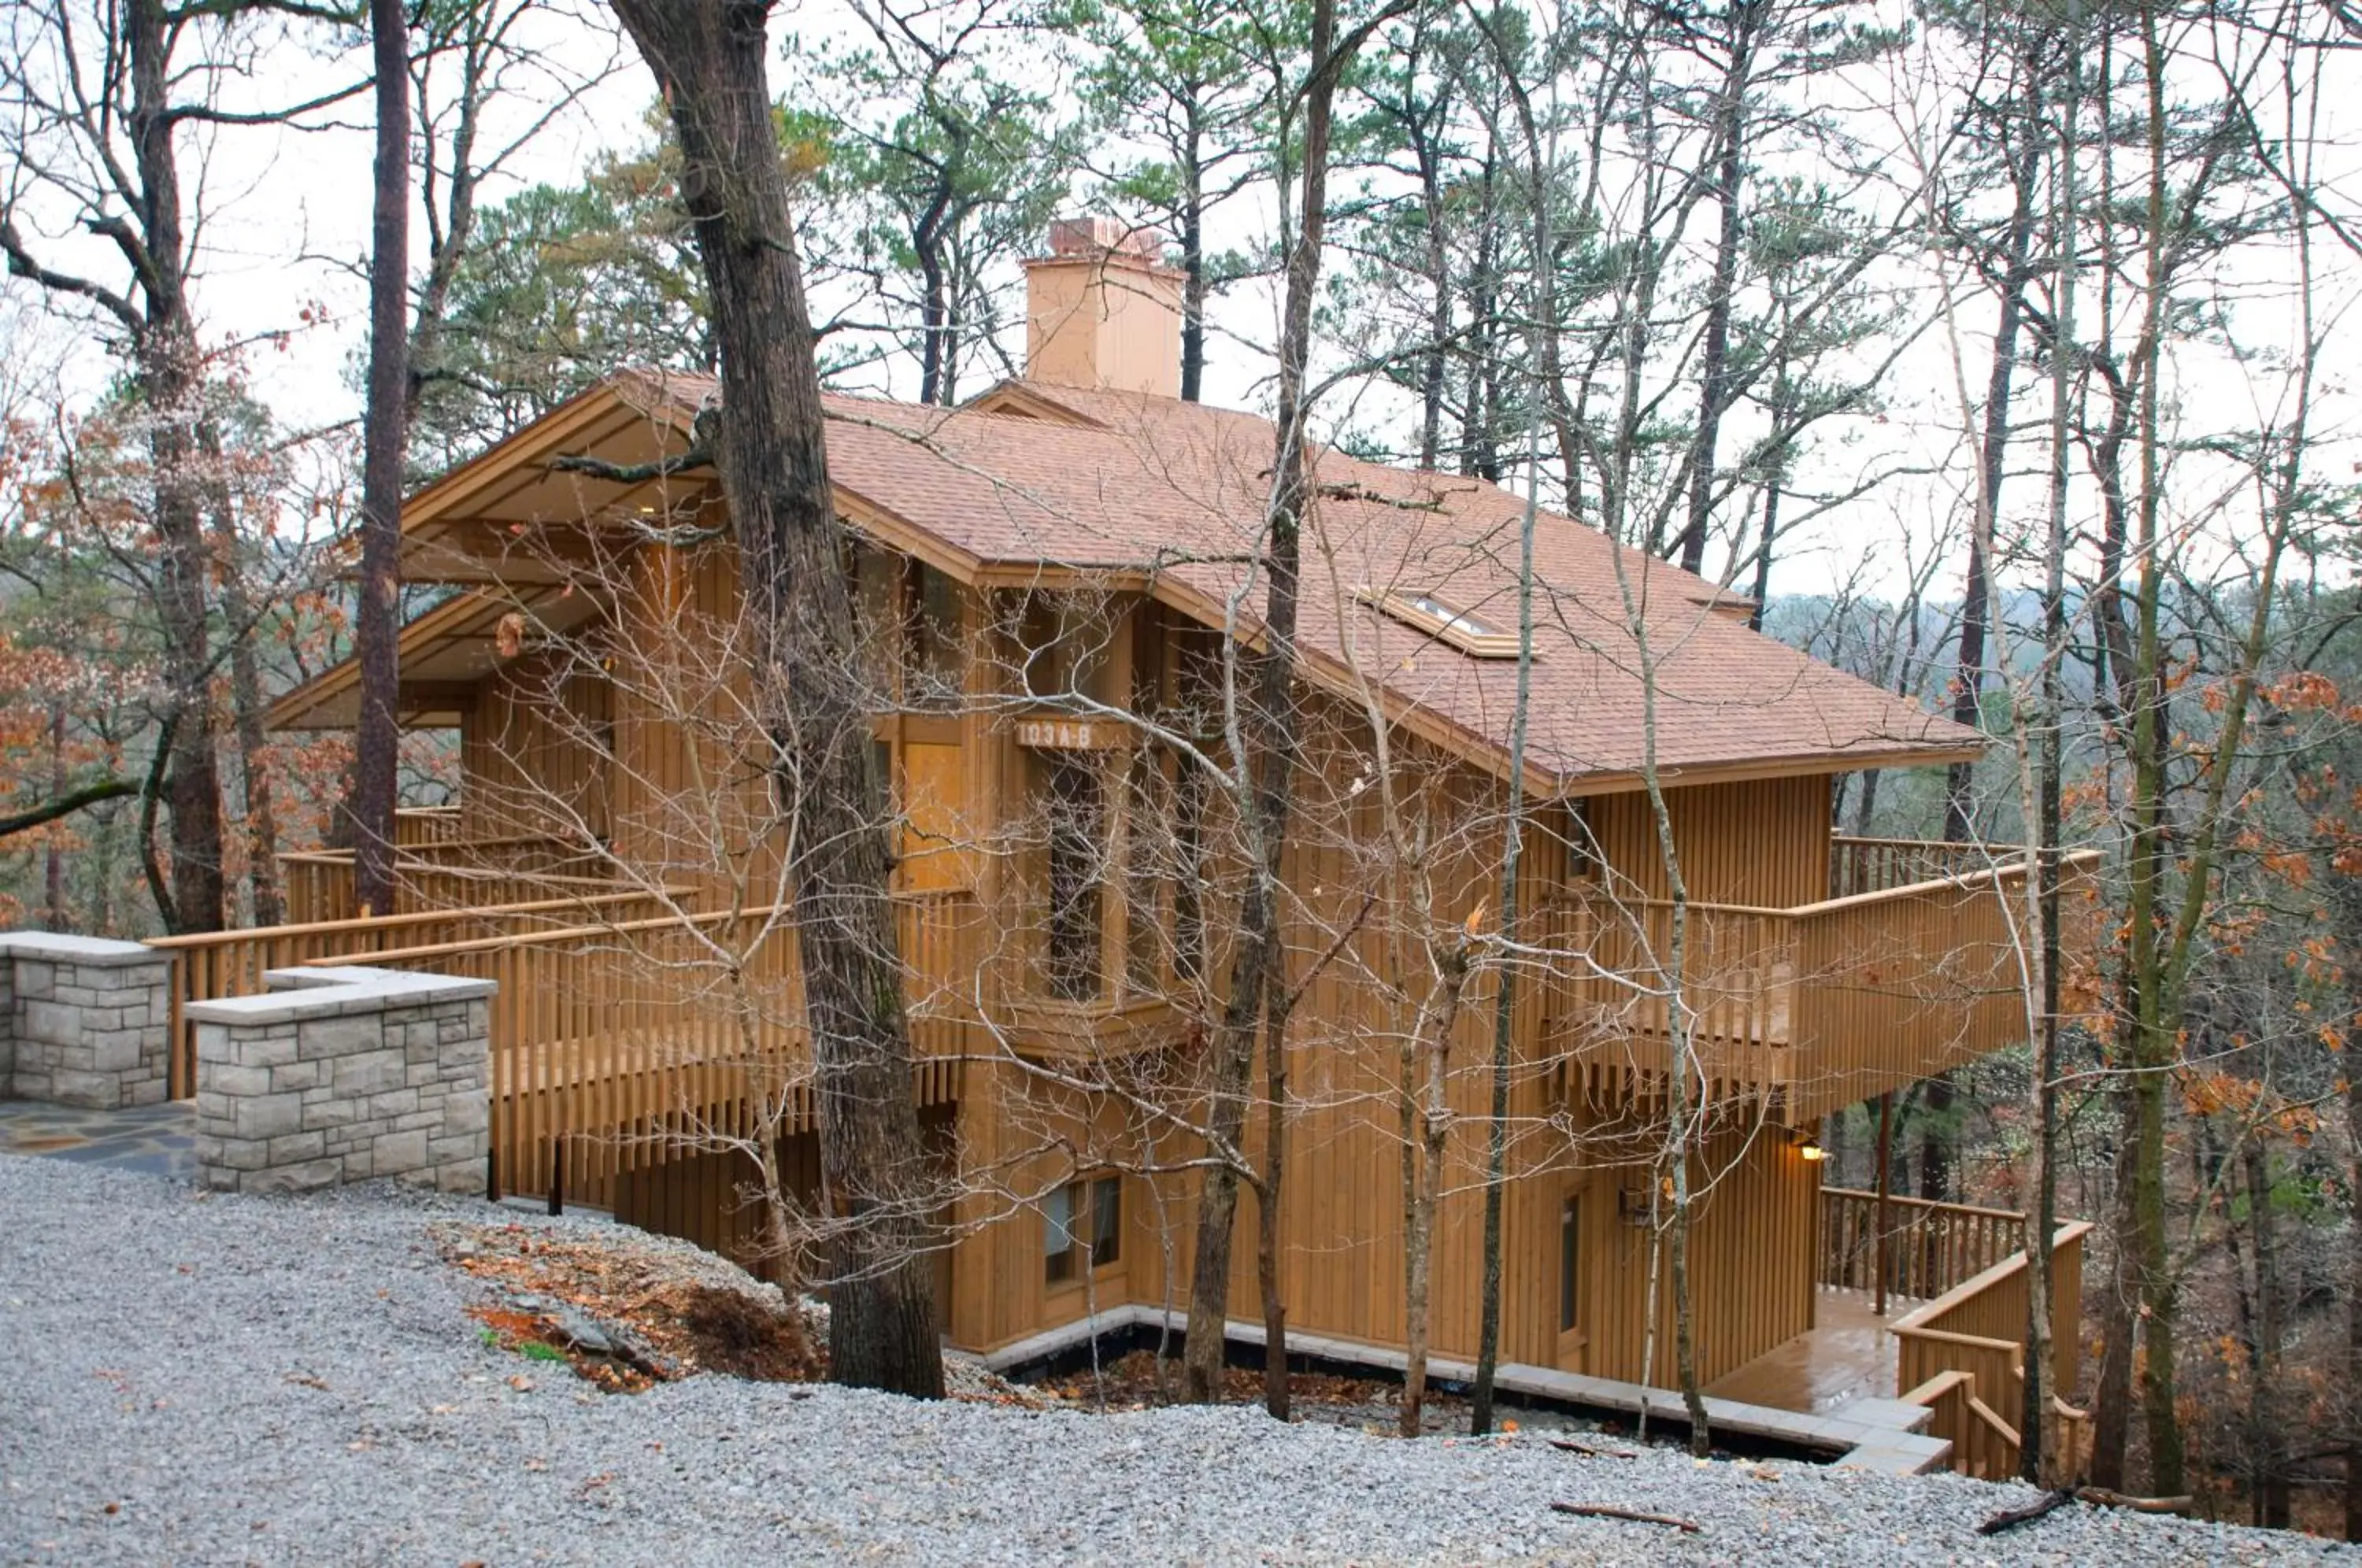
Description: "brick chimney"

(1021, 216), (1183, 398)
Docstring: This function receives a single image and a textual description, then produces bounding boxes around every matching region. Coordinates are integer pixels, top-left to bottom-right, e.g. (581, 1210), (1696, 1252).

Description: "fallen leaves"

(446, 1223), (820, 1392)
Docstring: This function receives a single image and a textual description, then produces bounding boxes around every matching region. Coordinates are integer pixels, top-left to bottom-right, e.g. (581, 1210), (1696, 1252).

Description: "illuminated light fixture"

(1793, 1129), (1826, 1162)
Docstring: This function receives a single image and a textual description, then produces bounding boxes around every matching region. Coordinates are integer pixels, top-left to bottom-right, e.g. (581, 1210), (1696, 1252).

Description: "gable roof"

(285, 368), (1980, 792)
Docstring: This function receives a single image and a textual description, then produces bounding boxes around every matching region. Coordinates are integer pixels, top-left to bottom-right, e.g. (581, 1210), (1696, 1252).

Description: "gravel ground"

(0, 1155), (2347, 1566)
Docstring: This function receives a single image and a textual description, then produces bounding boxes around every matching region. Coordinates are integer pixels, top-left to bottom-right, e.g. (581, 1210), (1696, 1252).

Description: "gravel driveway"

(0, 1153), (2344, 1566)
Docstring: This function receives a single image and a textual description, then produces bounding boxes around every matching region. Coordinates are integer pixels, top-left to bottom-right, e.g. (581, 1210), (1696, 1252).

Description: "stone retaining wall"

(189, 966), (494, 1196)
(0, 932), (172, 1109)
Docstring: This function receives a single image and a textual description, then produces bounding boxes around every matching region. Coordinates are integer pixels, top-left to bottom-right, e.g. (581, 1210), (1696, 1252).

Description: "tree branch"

(0, 778), (139, 841)
(0, 218), (142, 334)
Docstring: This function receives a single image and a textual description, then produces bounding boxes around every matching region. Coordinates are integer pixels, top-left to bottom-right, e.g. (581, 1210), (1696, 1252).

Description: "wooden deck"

(1703, 1287), (1904, 1415)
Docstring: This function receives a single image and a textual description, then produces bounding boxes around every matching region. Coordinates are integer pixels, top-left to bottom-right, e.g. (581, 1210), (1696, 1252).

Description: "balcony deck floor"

(1701, 1286), (1908, 1415)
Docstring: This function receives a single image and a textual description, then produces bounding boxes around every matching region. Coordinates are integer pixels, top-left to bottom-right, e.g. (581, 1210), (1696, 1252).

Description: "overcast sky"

(5, 2), (2356, 613)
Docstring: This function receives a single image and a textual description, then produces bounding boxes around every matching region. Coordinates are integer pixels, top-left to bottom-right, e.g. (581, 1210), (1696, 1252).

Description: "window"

(1559, 1196), (1582, 1334)
(1045, 1174), (1123, 1285)
(853, 546), (900, 704)
(870, 738), (894, 815)
(1130, 606), (1167, 717)
(1044, 756), (1105, 1000)
(1092, 1174), (1122, 1267)
(1562, 797), (1598, 883)
(1170, 624), (1225, 737)
(904, 562), (964, 709)
(1124, 753), (1168, 993)
(1174, 765), (1209, 983)
(1359, 586), (1521, 659)
(1044, 1182), (1076, 1283)
(1016, 592), (1110, 702)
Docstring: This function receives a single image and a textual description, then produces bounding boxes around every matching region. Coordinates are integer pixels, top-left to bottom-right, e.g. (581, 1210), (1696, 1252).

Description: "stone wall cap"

(0, 930), (168, 967)
(184, 965), (496, 1025)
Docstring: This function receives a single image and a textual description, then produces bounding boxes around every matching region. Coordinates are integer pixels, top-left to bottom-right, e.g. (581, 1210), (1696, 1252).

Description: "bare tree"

(352, 0), (413, 918)
(0, 2), (365, 930)
(605, 0), (945, 1397)
(1179, 0), (1366, 1410)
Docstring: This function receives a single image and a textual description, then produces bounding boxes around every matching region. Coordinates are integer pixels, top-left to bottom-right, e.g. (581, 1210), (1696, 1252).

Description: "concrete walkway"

(983, 1300), (1953, 1474)
(0, 1099), (194, 1179)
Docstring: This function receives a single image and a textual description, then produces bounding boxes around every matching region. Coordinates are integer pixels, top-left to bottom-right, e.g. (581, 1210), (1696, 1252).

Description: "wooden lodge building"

(243, 217), (2093, 1469)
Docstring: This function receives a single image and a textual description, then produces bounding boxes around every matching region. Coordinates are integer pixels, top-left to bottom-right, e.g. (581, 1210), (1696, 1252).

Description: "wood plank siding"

(461, 652), (612, 841)
(331, 531), (2049, 1393)
(1586, 775), (1831, 908)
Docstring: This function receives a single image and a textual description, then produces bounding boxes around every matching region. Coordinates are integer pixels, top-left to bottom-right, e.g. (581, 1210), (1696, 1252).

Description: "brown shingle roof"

(602, 368), (1983, 789)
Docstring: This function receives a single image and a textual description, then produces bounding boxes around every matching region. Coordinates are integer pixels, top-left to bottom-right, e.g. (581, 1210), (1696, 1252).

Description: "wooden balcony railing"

(1537, 896), (1795, 1105)
(1828, 836), (2015, 899)
(1813, 1182), (2092, 1480)
(1891, 1219), (2091, 1481)
(1539, 844), (2101, 1119)
(393, 806), (464, 846)
(144, 887), (694, 1099)
(1818, 1185), (2023, 1302)
(320, 888), (983, 1211)
(279, 837), (613, 924)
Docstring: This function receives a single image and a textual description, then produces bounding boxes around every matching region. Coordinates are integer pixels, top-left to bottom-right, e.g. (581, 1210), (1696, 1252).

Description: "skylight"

(1360, 586), (1523, 660)
(1404, 594), (1500, 641)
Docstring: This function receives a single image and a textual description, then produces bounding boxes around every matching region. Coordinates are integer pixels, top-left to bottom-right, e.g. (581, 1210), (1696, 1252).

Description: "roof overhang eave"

(1546, 740), (1988, 799)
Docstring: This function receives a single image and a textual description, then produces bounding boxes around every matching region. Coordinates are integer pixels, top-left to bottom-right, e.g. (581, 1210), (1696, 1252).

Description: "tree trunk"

(1467, 17), (1553, 1430)
(1670, 1122), (1709, 1455)
(1181, 0), (1345, 1406)
(610, 0), (942, 1399)
(1399, 937), (1470, 1437)
(1416, 140), (1449, 472)
(1459, 176), (1501, 484)
(1916, 116), (2044, 1215)
(1943, 126), (2043, 840)
(1917, 1076), (1954, 1204)
(129, 0), (224, 935)
(352, 0), (411, 919)
(202, 421), (283, 926)
(2090, 1104), (2138, 1489)
(916, 187), (953, 406)
(137, 710), (178, 930)
(1180, 113), (1205, 403)
(2120, 4), (2185, 1491)
(2244, 1133), (2288, 1528)
(1258, 971), (1292, 1419)
(2020, 24), (2079, 1476)
(44, 702), (68, 927)
(2348, 1066), (2362, 1540)
(1675, 18), (1753, 576)
(1745, 450), (1781, 631)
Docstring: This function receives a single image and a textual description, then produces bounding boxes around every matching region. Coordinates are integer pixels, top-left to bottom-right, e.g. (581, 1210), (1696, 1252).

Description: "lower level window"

(1559, 1196), (1582, 1333)
(1045, 1174), (1124, 1284)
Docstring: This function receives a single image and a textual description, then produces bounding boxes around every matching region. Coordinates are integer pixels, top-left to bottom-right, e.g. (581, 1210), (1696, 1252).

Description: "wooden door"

(899, 740), (973, 891)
